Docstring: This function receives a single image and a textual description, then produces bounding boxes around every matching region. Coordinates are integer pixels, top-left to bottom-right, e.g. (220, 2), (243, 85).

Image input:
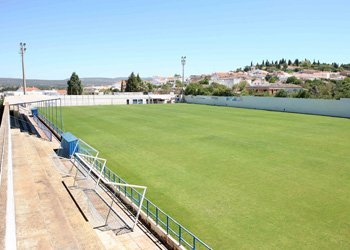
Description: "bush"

(265, 75), (279, 83)
(184, 83), (202, 95)
(294, 89), (310, 98)
(286, 76), (303, 85)
(184, 82), (233, 96)
(275, 89), (288, 97)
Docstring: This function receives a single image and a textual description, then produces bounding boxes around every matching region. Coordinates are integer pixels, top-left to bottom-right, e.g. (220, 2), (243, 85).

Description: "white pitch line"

(5, 116), (17, 250)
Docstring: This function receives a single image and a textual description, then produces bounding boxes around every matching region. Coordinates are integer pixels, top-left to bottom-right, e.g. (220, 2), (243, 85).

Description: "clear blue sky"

(1, 0), (349, 79)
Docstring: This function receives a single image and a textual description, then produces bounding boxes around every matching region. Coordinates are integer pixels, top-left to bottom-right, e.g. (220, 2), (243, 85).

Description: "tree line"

(66, 72), (155, 95)
(242, 58), (350, 73)
(184, 77), (350, 99)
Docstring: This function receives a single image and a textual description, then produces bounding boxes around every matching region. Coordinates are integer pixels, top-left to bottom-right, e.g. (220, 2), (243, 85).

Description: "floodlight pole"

(181, 56), (186, 84)
(19, 42), (27, 95)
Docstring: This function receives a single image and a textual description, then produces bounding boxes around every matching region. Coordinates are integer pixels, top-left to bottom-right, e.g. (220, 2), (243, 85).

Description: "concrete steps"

(12, 131), (105, 249)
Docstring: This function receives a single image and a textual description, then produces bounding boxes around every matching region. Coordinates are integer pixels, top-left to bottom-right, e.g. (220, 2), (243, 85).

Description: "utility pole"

(19, 42), (27, 95)
(181, 56), (186, 84)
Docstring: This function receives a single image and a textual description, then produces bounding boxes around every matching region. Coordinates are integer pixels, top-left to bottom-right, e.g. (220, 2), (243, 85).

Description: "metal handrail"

(41, 111), (213, 250)
(37, 113), (64, 136)
(79, 145), (213, 250)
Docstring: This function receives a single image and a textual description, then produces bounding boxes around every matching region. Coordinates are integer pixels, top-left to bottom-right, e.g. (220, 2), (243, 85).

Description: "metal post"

(19, 43), (27, 95)
(45, 101), (48, 123)
(179, 226), (182, 245)
(166, 216), (169, 234)
(51, 100), (53, 127)
(181, 56), (186, 84)
(60, 99), (63, 132)
(71, 139), (80, 159)
(95, 159), (106, 190)
(132, 187), (147, 231)
(146, 200), (149, 217)
(55, 99), (58, 132)
(88, 152), (99, 175)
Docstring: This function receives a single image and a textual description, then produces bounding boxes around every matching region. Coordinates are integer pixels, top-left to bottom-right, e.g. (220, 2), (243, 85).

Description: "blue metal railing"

(40, 110), (213, 250)
(37, 113), (64, 136)
(32, 116), (53, 141)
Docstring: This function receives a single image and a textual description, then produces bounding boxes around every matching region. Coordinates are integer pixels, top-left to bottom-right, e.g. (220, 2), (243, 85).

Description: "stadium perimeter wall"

(184, 95), (350, 118)
(60, 94), (175, 106)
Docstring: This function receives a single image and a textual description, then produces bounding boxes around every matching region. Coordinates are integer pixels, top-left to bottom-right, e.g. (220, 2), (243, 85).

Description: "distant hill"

(0, 77), (137, 89)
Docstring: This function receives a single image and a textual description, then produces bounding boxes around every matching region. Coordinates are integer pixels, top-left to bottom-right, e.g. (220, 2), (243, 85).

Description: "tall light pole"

(19, 42), (27, 95)
(181, 56), (186, 84)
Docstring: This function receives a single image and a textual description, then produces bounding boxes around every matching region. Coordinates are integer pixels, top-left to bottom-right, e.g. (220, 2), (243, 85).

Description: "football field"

(62, 104), (350, 249)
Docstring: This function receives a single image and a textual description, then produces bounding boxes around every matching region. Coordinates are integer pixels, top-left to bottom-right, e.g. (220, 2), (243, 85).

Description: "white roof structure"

(4, 94), (60, 105)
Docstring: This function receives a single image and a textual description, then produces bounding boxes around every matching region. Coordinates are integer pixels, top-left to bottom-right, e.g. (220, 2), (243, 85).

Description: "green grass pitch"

(62, 104), (350, 249)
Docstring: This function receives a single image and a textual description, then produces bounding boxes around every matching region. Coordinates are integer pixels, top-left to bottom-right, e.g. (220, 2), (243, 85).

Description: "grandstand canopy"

(4, 94), (60, 105)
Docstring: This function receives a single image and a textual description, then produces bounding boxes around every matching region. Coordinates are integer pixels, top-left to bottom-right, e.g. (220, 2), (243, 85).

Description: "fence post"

(166, 216), (169, 234)
(146, 200), (149, 217)
(156, 207), (159, 225)
(179, 226), (182, 245)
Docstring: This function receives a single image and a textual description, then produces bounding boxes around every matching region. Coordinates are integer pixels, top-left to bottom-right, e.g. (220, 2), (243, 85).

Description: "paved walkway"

(5, 129), (167, 249)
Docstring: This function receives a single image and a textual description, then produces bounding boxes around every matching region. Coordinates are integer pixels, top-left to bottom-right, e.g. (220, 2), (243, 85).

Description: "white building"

(59, 92), (177, 106)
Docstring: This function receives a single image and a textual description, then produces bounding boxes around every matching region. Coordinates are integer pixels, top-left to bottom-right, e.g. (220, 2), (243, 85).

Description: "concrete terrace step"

(12, 131), (105, 249)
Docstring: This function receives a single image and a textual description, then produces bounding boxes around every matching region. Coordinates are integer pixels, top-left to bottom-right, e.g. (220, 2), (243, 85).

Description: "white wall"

(60, 94), (175, 106)
(185, 95), (350, 118)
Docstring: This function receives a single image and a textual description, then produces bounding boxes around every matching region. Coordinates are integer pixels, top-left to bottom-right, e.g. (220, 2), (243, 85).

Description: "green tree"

(184, 83), (203, 95)
(212, 85), (232, 96)
(198, 77), (210, 85)
(275, 89), (288, 97)
(136, 74), (142, 84)
(265, 75), (278, 83)
(67, 72), (83, 95)
(334, 77), (350, 99)
(159, 83), (172, 94)
(295, 89), (310, 98)
(175, 80), (183, 87)
(294, 59), (299, 66)
(286, 76), (303, 85)
(235, 81), (247, 92)
(125, 72), (140, 92)
(301, 59), (311, 68)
